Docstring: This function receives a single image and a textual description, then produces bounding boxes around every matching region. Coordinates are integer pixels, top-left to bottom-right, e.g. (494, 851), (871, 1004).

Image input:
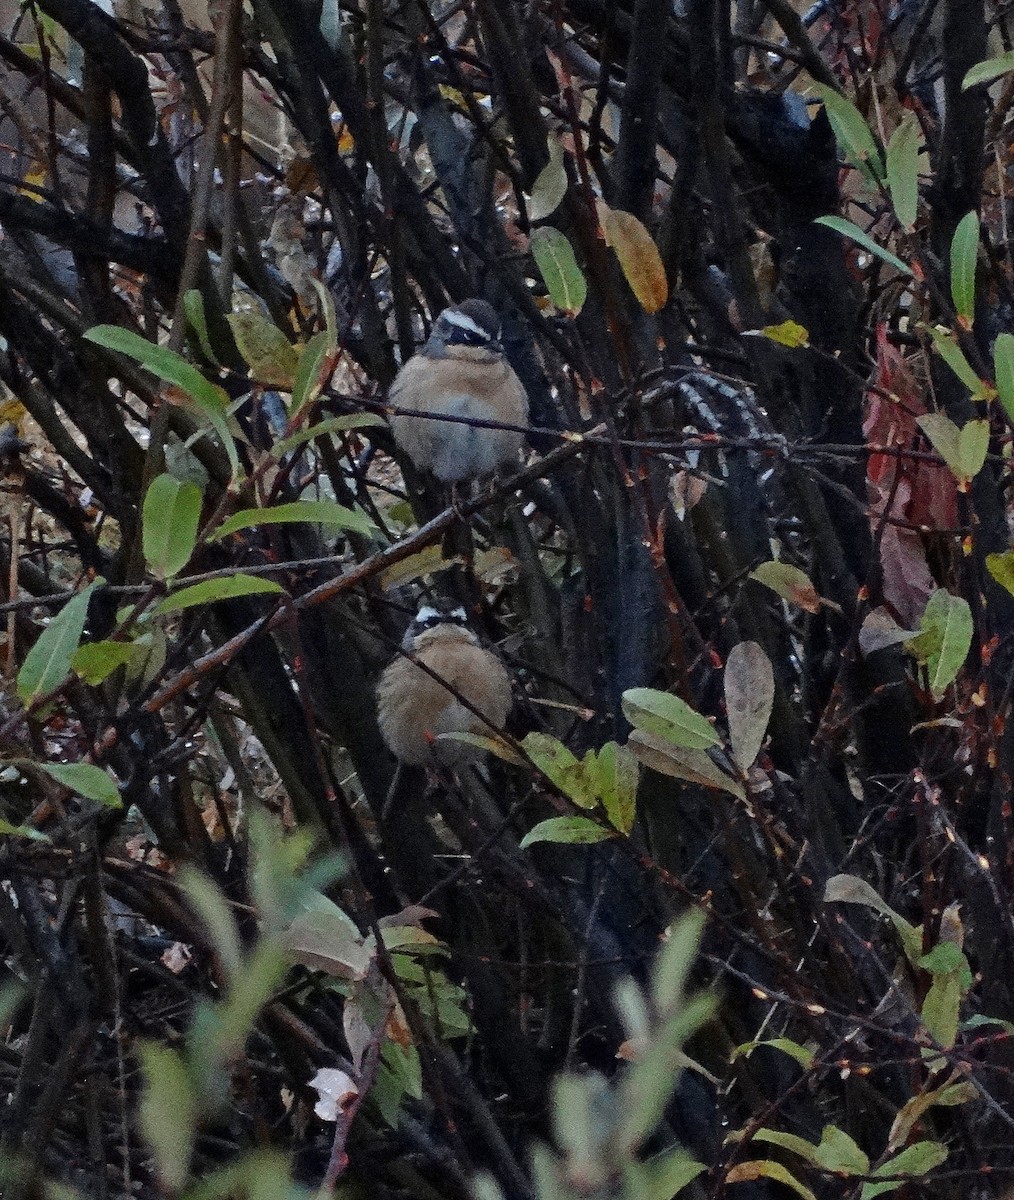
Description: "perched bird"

(388, 300), (529, 485)
(376, 606), (513, 766)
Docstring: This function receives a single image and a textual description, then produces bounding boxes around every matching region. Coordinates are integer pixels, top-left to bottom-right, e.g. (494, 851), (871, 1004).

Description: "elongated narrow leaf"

(993, 332), (1014, 423)
(622, 687), (719, 749)
(0, 818), (50, 842)
(824, 874), (922, 963)
(725, 1160), (816, 1200)
(962, 50), (1014, 90)
(731, 1038), (815, 1069)
(886, 115), (920, 230)
(600, 205), (669, 313)
(812, 84), (884, 182)
(142, 473), (202, 580)
(290, 330), (333, 416)
(212, 500), (373, 541)
(950, 211), (979, 326)
(84, 325), (240, 478)
(17, 580), (99, 706)
(628, 730), (745, 799)
(84, 325), (227, 412)
(157, 574), (285, 614)
(273, 413), (385, 458)
(139, 1044), (196, 1192)
(530, 226), (587, 315)
(926, 325), (989, 397)
(36, 760), (121, 807)
(520, 816), (614, 849)
(815, 216), (911, 275)
(183, 290), (218, 364)
(724, 641), (774, 770)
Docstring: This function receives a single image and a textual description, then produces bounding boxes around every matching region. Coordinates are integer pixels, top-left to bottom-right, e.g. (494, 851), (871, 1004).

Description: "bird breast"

(376, 632), (512, 765)
(389, 353), (528, 483)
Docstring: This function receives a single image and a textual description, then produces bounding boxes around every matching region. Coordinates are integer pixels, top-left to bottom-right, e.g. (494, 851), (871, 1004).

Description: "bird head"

(427, 300), (503, 357)
(403, 604), (474, 650)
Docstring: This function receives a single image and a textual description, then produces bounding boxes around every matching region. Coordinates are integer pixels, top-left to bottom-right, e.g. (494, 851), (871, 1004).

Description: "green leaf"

(907, 589), (973, 697)
(917, 413), (988, 484)
(519, 816), (614, 849)
(812, 84), (885, 182)
(617, 991), (718, 1151)
(273, 413), (386, 458)
(950, 211), (979, 325)
(178, 866), (243, 982)
(962, 49), (1014, 90)
(139, 1043), (196, 1192)
(290, 331), (333, 417)
(212, 500), (374, 540)
(594, 741), (638, 834)
(183, 289), (218, 364)
(757, 320), (809, 347)
(886, 114), (920, 230)
(824, 874), (922, 964)
(725, 1159), (817, 1200)
(860, 1142), (948, 1200)
(17, 580), (99, 706)
(436, 731), (527, 766)
(919, 941), (965, 974)
(993, 332), (1014, 423)
(37, 761), (120, 808)
(921, 968), (962, 1049)
(142, 473), (202, 580)
(83, 325), (240, 478)
(0, 818), (50, 842)
(926, 325), (989, 398)
(888, 1080), (976, 1151)
(624, 1151), (707, 1200)
(72, 640), (137, 684)
(957, 417), (990, 480)
(814, 216), (912, 275)
(750, 560), (821, 613)
(227, 310), (300, 389)
(528, 138), (568, 221)
(522, 732), (595, 806)
(751, 1128), (820, 1166)
(731, 1037), (815, 1069)
(652, 908), (706, 1013)
(987, 550), (1014, 597)
(813, 1125), (870, 1175)
(157, 574), (285, 615)
(621, 687), (719, 750)
(530, 226), (587, 315)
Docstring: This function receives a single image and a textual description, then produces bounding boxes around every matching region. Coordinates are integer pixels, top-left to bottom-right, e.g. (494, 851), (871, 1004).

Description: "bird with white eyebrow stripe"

(387, 300), (529, 486)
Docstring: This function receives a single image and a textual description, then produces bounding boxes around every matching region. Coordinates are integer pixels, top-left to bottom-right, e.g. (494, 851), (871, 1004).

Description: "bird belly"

(425, 393), (522, 483)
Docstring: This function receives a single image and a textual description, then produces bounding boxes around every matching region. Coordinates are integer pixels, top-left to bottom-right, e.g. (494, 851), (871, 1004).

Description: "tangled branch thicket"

(3, 0), (1014, 1196)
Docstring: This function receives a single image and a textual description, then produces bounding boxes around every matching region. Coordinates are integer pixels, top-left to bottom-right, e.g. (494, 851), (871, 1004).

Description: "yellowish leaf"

(599, 204), (669, 313)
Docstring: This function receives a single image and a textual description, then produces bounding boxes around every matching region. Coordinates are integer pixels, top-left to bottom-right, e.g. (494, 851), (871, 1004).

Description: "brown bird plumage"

(376, 608), (513, 765)
(388, 300), (529, 484)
